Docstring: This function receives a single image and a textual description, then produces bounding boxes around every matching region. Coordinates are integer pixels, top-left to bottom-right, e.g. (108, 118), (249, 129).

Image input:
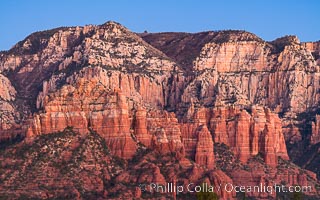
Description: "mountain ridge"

(0, 21), (320, 199)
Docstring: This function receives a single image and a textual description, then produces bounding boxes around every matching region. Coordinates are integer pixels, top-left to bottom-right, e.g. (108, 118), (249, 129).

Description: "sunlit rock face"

(0, 22), (319, 199)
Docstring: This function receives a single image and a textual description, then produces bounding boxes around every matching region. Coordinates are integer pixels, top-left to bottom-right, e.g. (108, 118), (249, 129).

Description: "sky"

(0, 0), (319, 50)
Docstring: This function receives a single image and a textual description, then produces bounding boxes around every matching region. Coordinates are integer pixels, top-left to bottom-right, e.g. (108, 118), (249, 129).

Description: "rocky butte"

(0, 21), (319, 199)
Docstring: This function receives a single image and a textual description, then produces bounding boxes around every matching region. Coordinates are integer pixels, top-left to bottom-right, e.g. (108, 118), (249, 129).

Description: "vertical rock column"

(250, 106), (267, 156)
(235, 110), (251, 163)
(195, 125), (215, 170)
(134, 107), (151, 147)
(100, 90), (136, 159)
(261, 123), (278, 167)
(311, 115), (320, 145)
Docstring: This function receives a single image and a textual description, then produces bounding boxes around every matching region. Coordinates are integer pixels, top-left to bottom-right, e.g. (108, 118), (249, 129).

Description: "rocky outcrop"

(303, 41), (320, 65)
(311, 115), (320, 145)
(234, 110), (251, 163)
(180, 108), (211, 162)
(134, 107), (150, 146)
(18, 21), (185, 159)
(214, 143), (320, 199)
(27, 65), (184, 159)
(1, 21), (320, 199)
(147, 110), (185, 158)
(0, 74), (16, 102)
(208, 170), (236, 199)
(27, 77), (136, 159)
(210, 106), (288, 165)
(194, 41), (267, 72)
(133, 106), (185, 158)
(179, 38), (320, 115)
(142, 30), (263, 72)
(0, 74), (22, 141)
(230, 167), (317, 199)
(195, 125), (214, 169)
(0, 21), (184, 128)
(180, 105), (288, 167)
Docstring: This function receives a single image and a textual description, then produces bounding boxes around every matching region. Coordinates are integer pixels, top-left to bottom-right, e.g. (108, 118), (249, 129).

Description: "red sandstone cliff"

(0, 22), (319, 199)
(195, 125), (215, 170)
(311, 115), (320, 145)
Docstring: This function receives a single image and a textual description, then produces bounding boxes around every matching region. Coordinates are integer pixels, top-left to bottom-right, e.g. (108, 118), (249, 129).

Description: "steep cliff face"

(195, 125), (215, 169)
(0, 74), (17, 130)
(144, 32), (320, 181)
(0, 73), (22, 142)
(27, 75), (136, 158)
(147, 110), (185, 158)
(179, 37), (319, 115)
(0, 22), (184, 125)
(142, 30), (263, 72)
(311, 115), (320, 145)
(303, 41), (320, 65)
(0, 22), (320, 199)
(145, 33), (320, 141)
(205, 106), (287, 166)
(19, 21), (185, 159)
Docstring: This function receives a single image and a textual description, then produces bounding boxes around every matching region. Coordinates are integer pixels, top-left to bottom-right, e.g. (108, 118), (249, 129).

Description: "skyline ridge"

(1, 20), (318, 54)
(1, 0), (319, 50)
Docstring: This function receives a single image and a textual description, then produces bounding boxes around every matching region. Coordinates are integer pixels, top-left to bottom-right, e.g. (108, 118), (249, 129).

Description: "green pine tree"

(196, 183), (219, 200)
(292, 189), (303, 200)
